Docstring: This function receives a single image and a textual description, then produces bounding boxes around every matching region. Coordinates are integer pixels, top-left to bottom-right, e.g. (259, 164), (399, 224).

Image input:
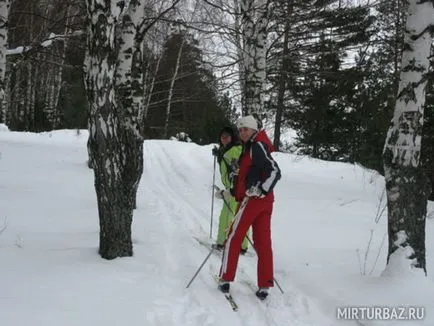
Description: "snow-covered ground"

(0, 128), (433, 326)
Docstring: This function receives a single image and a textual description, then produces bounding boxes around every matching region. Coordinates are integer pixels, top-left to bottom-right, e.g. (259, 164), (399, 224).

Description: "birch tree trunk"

(15, 65), (23, 125)
(233, 0), (246, 113)
(26, 61), (36, 130)
(162, 1), (198, 138)
(0, 0), (9, 124)
(42, 2), (58, 129)
(115, 2), (148, 211)
(141, 57), (151, 119)
(85, 0), (178, 259)
(44, 65), (56, 127)
(85, 0), (138, 259)
(382, 0), (434, 276)
(163, 37), (185, 139)
(46, 5), (75, 129)
(240, 0), (269, 115)
(51, 62), (62, 128)
(143, 54), (161, 120)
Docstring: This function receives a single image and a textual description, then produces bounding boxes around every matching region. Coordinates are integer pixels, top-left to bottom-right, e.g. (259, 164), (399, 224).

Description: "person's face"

(238, 127), (256, 143)
(220, 132), (232, 146)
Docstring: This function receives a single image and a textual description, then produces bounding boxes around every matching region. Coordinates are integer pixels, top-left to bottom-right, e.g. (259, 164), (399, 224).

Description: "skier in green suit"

(212, 126), (249, 254)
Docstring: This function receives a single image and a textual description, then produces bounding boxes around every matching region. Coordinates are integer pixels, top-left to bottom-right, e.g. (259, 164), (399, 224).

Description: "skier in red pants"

(217, 115), (281, 300)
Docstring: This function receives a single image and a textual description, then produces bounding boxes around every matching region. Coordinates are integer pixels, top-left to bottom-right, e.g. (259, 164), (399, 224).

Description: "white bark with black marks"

(85, 0), (138, 259)
(240, 0), (268, 115)
(163, 37), (185, 139)
(143, 54), (161, 120)
(45, 5), (75, 129)
(382, 0), (434, 276)
(0, 0), (9, 123)
(85, 0), (178, 259)
(114, 1), (148, 210)
(233, 0), (246, 112)
(26, 61), (36, 130)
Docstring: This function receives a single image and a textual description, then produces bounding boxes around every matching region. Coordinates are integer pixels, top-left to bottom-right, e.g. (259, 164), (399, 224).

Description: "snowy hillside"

(0, 129), (433, 326)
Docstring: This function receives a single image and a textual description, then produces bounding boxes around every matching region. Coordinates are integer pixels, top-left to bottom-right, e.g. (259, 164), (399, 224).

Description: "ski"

(240, 279), (269, 302)
(214, 275), (239, 311)
(193, 236), (254, 257)
(223, 292), (239, 311)
(193, 237), (223, 256)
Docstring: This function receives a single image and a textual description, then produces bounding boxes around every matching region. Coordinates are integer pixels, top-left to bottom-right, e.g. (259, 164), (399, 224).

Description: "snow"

(40, 33), (56, 48)
(5, 45), (27, 56)
(6, 32), (85, 56)
(382, 245), (418, 278)
(0, 123), (8, 132)
(1, 129), (434, 326)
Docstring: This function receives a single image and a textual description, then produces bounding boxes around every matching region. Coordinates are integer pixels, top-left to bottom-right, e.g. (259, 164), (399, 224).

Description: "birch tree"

(163, 35), (185, 139)
(240, 0), (269, 115)
(141, 3), (176, 122)
(0, 0), (9, 124)
(85, 0), (179, 259)
(199, 0), (268, 115)
(142, 47), (162, 120)
(382, 0), (434, 276)
(233, 0), (246, 111)
(162, 2), (201, 138)
(44, 4), (78, 129)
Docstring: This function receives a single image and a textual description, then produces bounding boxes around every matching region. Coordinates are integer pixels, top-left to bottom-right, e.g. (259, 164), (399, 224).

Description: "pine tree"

(276, 2), (372, 159)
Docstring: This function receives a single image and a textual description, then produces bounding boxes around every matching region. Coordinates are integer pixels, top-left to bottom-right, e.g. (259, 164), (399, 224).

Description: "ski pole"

(210, 154), (217, 238)
(186, 247), (215, 288)
(221, 196), (285, 294)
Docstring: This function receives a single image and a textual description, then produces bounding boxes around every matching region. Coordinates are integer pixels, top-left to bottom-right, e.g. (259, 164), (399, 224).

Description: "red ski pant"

(219, 197), (274, 288)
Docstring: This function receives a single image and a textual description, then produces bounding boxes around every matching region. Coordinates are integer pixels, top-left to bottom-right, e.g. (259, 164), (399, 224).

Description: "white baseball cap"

(237, 115), (258, 131)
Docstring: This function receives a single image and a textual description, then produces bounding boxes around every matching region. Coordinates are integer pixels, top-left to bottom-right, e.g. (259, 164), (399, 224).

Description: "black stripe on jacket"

(246, 141), (281, 194)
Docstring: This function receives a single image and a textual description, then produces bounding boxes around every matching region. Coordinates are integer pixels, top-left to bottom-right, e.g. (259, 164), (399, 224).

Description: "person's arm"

(246, 142), (281, 195)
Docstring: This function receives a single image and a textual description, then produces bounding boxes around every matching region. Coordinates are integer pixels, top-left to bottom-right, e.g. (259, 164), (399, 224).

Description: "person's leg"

(252, 201), (274, 288)
(227, 197), (249, 251)
(216, 201), (231, 246)
(219, 199), (257, 281)
(241, 230), (250, 251)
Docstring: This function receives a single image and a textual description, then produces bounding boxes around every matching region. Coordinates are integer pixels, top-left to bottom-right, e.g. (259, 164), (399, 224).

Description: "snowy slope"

(0, 129), (433, 326)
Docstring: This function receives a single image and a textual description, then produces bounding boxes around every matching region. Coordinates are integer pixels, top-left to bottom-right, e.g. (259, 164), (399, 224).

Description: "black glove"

(212, 146), (219, 156)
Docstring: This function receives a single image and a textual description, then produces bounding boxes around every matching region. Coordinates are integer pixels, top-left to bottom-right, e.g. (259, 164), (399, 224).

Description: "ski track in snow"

(141, 140), (336, 325)
(5, 133), (431, 325)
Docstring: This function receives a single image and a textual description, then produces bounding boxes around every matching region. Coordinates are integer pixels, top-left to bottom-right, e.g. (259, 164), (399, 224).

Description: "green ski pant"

(216, 196), (249, 250)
